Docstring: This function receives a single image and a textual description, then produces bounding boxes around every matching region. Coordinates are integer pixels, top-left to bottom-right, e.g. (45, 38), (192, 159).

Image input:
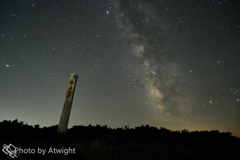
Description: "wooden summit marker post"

(57, 74), (78, 133)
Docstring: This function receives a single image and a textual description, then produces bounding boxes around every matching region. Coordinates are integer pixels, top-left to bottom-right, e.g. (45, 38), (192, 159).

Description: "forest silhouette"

(0, 119), (239, 160)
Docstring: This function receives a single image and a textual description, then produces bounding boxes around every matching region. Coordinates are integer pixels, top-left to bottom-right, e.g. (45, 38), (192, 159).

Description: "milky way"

(111, 0), (190, 118)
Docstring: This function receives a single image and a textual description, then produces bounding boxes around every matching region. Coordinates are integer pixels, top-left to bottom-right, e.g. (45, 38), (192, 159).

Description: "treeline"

(0, 119), (57, 134)
(0, 119), (234, 138)
(1, 119), (240, 160)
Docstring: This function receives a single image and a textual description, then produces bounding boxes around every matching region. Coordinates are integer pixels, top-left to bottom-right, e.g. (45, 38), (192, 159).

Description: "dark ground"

(0, 120), (240, 160)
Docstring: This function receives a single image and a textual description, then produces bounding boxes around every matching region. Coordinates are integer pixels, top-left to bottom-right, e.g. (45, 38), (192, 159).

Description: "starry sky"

(1, 0), (240, 137)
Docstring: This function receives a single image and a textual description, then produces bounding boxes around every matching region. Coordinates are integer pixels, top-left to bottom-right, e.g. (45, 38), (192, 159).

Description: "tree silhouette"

(0, 119), (239, 160)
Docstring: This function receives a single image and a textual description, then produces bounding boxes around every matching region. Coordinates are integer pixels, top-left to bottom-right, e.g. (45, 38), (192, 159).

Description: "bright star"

(107, 11), (109, 14)
(6, 65), (9, 67)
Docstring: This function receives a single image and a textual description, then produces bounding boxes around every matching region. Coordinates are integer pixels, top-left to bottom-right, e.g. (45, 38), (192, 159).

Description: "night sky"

(1, 0), (240, 137)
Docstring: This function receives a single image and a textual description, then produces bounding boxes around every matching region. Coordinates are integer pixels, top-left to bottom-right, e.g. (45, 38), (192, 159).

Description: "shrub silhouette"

(0, 119), (240, 160)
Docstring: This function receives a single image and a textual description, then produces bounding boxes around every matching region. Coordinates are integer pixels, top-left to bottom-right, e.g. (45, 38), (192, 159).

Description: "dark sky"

(1, 0), (239, 137)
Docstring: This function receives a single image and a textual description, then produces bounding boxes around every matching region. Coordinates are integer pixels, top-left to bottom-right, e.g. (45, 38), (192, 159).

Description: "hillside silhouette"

(0, 119), (239, 160)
